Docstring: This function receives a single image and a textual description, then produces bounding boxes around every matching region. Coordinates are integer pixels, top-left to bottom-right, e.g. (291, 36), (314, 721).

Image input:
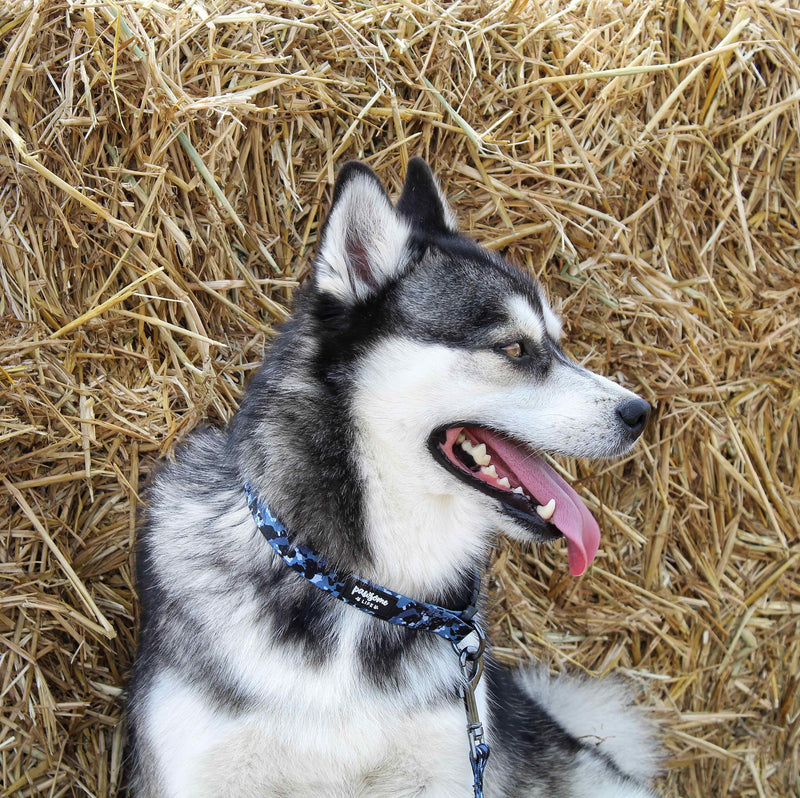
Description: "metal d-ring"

(453, 621), (486, 662)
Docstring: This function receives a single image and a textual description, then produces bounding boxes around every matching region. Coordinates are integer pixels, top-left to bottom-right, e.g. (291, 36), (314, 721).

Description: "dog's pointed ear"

(396, 157), (457, 236)
(313, 161), (411, 303)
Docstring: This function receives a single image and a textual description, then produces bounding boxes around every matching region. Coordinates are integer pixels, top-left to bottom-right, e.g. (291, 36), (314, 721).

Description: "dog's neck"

(243, 436), (489, 607)
(355, 435), (492, 600)
(233, 320), (492, 606)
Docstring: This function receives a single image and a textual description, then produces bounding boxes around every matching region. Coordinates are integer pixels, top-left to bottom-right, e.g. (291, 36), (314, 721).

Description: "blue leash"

(244, 482), (490, 796)
(471, 744), (490, 797)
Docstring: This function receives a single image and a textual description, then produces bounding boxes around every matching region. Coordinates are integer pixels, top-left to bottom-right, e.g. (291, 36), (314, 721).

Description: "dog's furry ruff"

(127, 158), (660, 797)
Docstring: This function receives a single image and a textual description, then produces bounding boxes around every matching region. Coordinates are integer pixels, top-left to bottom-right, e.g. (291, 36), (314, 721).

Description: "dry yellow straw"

(1, 1), (798, 795)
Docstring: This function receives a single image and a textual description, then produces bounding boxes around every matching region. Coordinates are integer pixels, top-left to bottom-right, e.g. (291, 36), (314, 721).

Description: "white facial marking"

(351, 334), (644, 588)
(507, 295), (547, 342)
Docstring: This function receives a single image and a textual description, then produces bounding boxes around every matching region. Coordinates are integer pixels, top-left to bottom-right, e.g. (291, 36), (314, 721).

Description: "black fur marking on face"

(366, 233), (549, 356)
(308, 216), (553, 368)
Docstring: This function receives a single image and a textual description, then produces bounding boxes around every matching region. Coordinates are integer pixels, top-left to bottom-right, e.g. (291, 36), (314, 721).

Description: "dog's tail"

(517, 665), (663, 786)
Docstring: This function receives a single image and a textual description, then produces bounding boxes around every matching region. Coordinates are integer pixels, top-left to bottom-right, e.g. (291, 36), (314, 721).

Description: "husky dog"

(127, 158), (660, 797)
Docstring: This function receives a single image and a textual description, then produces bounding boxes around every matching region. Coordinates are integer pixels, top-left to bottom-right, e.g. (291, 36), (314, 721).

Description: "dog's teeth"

(536, 498), (556, 521)
(457, 431), (466, 444)
(481, 465), (498, 479)
(497, 477), (511, 489)
(512, 486), (524, 495)
(461, 439), (473, 454)
(472, 444), (491, 466)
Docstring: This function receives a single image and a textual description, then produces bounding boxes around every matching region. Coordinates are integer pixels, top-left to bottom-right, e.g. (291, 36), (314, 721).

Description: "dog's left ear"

(314, 161), (411, 304)
(396, 157), (458, 236)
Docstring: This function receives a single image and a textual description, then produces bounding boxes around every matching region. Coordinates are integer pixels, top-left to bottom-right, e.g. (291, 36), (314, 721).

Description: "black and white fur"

(127, 159), (661, 797)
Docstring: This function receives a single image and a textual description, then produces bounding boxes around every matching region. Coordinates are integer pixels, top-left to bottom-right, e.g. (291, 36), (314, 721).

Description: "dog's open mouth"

(429, 426), (601, 576)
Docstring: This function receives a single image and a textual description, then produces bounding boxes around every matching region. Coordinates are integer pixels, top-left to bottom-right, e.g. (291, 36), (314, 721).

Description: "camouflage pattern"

(244, 483), (478, 645)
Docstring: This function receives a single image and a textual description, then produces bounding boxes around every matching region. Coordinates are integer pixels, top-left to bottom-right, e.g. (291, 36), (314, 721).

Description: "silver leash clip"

(454, 624), (487, 761)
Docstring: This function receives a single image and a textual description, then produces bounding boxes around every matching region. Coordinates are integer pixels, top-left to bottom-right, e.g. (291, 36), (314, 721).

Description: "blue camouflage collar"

(243, 482), (483, 649)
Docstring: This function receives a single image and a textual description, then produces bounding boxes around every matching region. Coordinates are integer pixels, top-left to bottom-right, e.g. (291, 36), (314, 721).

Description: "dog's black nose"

(617, 398), (651, 438)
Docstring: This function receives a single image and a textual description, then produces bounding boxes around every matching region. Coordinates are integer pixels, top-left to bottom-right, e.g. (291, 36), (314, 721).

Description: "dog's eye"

(500, 342), (524, 358)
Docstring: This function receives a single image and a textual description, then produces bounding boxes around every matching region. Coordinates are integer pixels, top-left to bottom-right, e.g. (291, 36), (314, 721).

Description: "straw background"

(1, 1), (798, 795)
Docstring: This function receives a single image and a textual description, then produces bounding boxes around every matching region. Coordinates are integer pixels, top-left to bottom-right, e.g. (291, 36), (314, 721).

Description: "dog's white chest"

(145, 669), (473, 797)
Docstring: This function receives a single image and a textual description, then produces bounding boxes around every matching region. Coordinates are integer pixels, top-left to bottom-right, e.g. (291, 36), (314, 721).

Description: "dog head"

(308, 159), (649, 575)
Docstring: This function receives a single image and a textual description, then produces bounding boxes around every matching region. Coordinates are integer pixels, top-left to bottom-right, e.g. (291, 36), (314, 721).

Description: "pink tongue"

(470, 430), (601, 576)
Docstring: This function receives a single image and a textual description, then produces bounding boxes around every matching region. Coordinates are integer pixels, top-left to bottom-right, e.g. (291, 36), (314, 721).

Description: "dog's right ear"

(313, 162), (411, 304)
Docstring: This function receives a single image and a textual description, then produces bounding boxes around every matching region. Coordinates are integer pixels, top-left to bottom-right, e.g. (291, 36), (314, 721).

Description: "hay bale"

(1, 1), (797, 795)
